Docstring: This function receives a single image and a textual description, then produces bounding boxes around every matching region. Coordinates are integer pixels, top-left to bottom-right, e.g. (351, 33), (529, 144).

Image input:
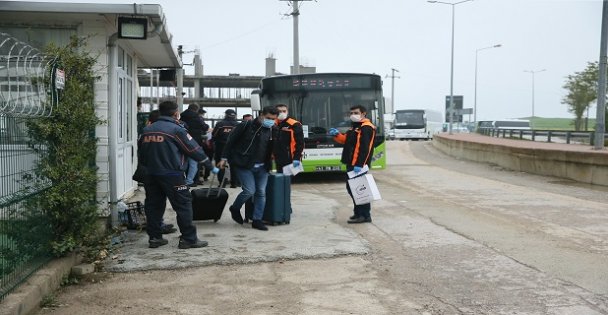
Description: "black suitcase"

(191, 175), (228, 222)
(263, 173), (292, 225)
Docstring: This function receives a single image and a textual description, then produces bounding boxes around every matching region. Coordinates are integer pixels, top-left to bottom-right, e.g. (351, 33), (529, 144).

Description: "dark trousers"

(143, 175), (197, 242)
(346, 181), (371, 219)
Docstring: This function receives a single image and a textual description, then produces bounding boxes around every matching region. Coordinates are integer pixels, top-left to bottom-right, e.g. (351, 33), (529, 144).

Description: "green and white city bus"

(251, 73), (386, 172)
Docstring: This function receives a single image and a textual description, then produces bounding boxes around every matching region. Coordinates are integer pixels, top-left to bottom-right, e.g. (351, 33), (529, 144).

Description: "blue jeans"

(232, 165), (269, 220)
(185, 158), (198, 185)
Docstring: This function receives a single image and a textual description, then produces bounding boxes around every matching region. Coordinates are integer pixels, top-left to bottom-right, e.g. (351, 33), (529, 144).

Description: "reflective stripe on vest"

(351, 119), (376, 166)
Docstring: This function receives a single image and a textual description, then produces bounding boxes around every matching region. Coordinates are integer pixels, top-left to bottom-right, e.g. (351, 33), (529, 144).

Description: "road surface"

(37, 141), (608, 315)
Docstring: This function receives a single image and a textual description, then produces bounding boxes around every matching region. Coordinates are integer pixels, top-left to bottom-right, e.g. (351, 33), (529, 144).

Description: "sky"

(12, 0), (605, 120)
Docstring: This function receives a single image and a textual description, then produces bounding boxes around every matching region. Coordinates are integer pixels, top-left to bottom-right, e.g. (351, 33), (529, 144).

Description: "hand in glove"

(212, 167), (220, 174)
(328, 128), (339, 136)
(353, 166), (363, 174)
(293, 160), (301, 167)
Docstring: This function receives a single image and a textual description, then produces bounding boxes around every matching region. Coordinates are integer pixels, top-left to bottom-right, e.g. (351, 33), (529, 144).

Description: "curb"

(0, 253), (81, 315)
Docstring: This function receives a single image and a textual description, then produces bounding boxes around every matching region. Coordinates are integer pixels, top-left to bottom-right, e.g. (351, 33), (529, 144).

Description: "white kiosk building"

(0, 2), (182, 215)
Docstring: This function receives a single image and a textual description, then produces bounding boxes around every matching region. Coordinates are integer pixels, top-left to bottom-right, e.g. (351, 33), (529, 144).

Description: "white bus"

(391, 109), (443, 140)
(477, 119), (531, 130)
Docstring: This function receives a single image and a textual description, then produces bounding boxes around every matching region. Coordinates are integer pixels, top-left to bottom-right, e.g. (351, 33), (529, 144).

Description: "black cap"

(225, 109), (237, 116)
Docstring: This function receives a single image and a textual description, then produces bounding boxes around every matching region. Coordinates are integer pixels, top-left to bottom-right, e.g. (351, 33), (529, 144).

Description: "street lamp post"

(428, 0), (473, 135)
(524, 69), (546, 118)
(474, 44), (501, 123)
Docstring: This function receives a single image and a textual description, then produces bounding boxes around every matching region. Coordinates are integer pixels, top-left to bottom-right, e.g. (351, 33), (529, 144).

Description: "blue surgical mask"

(262, 119), (275, 128)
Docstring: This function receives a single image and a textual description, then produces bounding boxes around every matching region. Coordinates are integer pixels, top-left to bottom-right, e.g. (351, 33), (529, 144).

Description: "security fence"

(0, 32), (58, 300)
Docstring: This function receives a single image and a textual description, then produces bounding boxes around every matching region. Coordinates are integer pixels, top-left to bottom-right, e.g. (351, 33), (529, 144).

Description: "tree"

(26, 36), (102, 256)
(562, 62), (599, 131)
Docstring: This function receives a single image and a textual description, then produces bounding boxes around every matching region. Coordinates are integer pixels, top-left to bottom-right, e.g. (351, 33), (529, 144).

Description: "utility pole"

(176, 45), (184, 107)
(292, 0), (300, 74)
(282, 0), (311, 75)
(595, 0), (608, 150)
(428, 0), (473, 135)
(386, 68), (400, 113)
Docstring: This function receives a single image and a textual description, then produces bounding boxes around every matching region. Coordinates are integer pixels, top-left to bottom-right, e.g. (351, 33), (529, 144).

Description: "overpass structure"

(138, 73), (263, 109)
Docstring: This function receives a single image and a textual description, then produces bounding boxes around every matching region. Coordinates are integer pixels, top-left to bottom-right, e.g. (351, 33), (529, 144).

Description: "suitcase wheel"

(285, 221), (290, 224)
(214, 219), (219, 222)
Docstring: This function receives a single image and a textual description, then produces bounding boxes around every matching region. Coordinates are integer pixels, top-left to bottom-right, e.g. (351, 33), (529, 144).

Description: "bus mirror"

(250, 90), (261, 111)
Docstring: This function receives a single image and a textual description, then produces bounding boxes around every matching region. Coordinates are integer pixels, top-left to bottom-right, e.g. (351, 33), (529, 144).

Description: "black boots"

(252, 220), (268, 231)
(229, 206), (244, 225)
(347, 217), (372, 224)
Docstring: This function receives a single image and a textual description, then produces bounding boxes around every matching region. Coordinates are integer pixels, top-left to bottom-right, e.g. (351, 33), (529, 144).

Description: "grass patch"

(520, 117), (596, 131)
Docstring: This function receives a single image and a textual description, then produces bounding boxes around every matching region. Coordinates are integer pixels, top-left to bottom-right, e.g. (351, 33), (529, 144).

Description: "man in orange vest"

(329, 105), (376, 224)
(273, 104), (305, 173)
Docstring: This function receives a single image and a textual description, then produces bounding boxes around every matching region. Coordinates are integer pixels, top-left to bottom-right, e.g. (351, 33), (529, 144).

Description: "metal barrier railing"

(477, 127), (607, 145)
(0, 32), (55, 300)
(0, 32), (59, 117)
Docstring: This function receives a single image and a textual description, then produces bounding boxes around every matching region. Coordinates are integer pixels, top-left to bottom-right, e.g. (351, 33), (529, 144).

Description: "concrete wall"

(432, 134), (608, 187)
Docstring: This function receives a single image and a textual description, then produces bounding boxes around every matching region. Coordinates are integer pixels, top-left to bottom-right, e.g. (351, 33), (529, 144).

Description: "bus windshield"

(257, 73), (386, 172)
(395, 111), (425, 129)
(262, 90), (382, 147)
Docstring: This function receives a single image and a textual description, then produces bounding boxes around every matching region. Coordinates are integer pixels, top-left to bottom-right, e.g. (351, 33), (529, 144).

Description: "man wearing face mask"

(328, 105), (376, 224)
(273, 104), (304, 173)
(218, 106), (279, 231)
(139, 101), (219, 248)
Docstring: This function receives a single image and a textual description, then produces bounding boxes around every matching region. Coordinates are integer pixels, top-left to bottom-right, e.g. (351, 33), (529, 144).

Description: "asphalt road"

(36, 141), (608, 315)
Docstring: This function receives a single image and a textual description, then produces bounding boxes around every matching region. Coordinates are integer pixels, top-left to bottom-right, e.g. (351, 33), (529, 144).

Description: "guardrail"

(478, 127), (608, 145)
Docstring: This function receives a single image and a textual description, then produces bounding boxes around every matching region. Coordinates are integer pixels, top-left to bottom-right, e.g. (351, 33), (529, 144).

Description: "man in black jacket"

(139, 101), (219, 248)
(329, 105), (376, 224)
(212, 109), (239, 186)
(180, 103), (208, 186)
(218, 106), (278, 231)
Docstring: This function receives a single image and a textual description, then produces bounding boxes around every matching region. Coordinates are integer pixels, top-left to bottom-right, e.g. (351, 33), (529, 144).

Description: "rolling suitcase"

(263, 173), (292, 225)
(191, 174), (228, 222)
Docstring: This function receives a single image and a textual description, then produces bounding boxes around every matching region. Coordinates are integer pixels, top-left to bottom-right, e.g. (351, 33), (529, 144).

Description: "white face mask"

(350, 114), (362, 122)
(278, 112), (288, 121)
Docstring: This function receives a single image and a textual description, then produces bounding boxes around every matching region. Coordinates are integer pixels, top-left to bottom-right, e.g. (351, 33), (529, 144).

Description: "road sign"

(454, 108), (473, 115)
(445, 95), (463, 123)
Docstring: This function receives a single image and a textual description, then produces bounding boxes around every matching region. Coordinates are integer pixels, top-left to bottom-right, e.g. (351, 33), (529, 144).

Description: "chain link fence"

(1, 32), (59, 300)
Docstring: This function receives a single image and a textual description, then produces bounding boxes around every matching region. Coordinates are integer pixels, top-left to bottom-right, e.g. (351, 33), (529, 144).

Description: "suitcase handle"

(206, 170), (228, 198)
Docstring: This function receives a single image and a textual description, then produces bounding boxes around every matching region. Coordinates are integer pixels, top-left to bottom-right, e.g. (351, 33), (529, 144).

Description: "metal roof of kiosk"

(0, 1), (182, 68)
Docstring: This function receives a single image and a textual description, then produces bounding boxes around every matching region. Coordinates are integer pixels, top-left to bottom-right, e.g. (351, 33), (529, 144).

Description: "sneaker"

(148, 238), (168, 248)
(229, 206), (244, 225)
(252, 220), (268, 231)
(178, 239), (209, 249)
(347, 217), (372, 224)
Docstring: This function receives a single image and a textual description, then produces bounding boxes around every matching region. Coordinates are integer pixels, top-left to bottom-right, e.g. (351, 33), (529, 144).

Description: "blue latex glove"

(211, 167), (220, 174)
(328, 128), (339, 136)
(293, 160), (301, 167)
(353, 166), (363, 174)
